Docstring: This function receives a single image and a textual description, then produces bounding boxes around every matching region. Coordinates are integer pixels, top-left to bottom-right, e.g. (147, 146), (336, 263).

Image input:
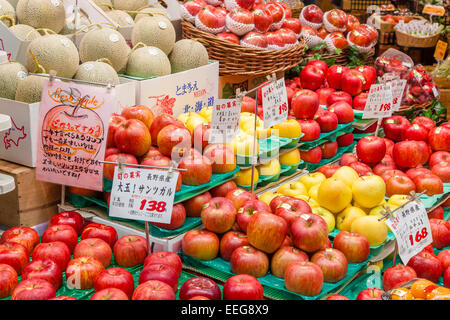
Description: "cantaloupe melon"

(74, 61), (120, 86)
(25, 34), (79, 78)
(93, 0), (113, 11)
(126, 46), (171, 78)
(131, 15), (176, 55)
(0, 0), (16, 27)
(113, 0), (147, 12)
(16, 0), (66, 34)
(169, 39), (209, 73)
(79, 27), (130, 72)
(134, 7), (168, 23)
(9, 24), (41, 40)
(0, 61), (28, 100)
(15, 74), (46, 103)
(106, 9), (134, 27)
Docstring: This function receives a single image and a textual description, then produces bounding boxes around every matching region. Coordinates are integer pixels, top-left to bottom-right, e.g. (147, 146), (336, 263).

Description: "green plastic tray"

(299, 120), (356, 151)
(180, 251), (373, 300)
(383, 184), (450, 210)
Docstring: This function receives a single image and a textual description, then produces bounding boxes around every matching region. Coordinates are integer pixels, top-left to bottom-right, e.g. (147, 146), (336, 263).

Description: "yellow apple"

(312, 207), (335, 233)
(279, 149), (301, 166)
(235, 167), (259, 187)
(186, 116), (207, 134)
(332, 166), (359, 188)
(227, 131), (260, 156)
(369, 206), (392, 232)
(361, 260), (383, 274)
(278, 181), (308, 197)
(258, 158), (281, 176)
(198, 106), (213, 122)
(272, 119), (302, 138)
(299, 172), (326, 191)
(351, 215), (388, 247)
(387, 194), (409, 210)
(259, 192), (279, 206)
(352, 201), (371, 214)
(294, 195), (320, 208)
(308, 184), (320, 201)
(336, 206), (367, 232)
(352, 175), (386, 209)
(177, 112), (205, 126)
(241, 119), (271, 139)
(317, 178), (353, 213)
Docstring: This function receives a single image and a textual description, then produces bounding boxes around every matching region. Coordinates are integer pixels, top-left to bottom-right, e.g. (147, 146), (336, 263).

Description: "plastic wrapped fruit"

(323, 9), (348, 33)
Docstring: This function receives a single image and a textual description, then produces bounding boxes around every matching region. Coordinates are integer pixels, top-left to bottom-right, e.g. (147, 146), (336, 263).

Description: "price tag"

(362, 82), (394, 119)
(109, 167), (178, 224)
(391, 79), (407, 112)
(434, 40), (448, 61)
(384, 200), (433, 265)
(261, 78), (288, 129)
(209, 98), (241, 143)
(422, 4), (445, 16)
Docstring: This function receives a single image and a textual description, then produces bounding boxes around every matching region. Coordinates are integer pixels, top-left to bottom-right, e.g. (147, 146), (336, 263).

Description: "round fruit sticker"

(16, 71), (27, 80)
(83, 63), (94, 71)
(109, 34), (119, 43)
(60, 38), (71, 48)
(148, 47), (159, 56)
(158, 21), (168, 30)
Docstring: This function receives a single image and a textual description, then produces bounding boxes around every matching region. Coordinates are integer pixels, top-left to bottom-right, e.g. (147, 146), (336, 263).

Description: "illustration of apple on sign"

(41, 87), (105, 171)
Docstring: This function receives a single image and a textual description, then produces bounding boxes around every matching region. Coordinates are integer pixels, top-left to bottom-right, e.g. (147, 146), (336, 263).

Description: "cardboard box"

(0, 160), (61, 228)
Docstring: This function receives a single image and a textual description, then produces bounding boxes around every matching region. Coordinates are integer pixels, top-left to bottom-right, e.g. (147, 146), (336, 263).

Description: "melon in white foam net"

(9, 24), (41, 40)
(16, 0), (66, 34)
(131, 15), (176, 55)
(74, 61), (120, 86)
(0, 0), (16, 27)
(15, 74), (46, 104)
(0, 61), (28, 100)
(126, 46), (171, 78)
(169, 39), (209, 74)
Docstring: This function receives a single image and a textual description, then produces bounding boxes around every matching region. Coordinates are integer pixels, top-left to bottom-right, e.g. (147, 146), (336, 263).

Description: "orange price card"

(434, 40), (448, 61)
(422, 4), (445, 16)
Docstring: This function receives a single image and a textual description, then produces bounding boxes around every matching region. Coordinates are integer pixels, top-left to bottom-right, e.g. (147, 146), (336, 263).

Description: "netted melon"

(93, 0), (113, 11)
(15, 74), (46, 104)
(16, 0), (66, 34)
(134, 7), (168, 23)
(0, 0), (16, 27)
(9, 24), (41, 40)
(0, 61), (28, 100)
(106, 10), (134, 27)
(25, 34), (79, 78)
(74, 61), (120, 86)
(79, 27), (130, 72)
(169, 39), (209, 74)
(126, 46), (171, 78)
(112, 0), (148, 12)
(131, 15), (176, 55)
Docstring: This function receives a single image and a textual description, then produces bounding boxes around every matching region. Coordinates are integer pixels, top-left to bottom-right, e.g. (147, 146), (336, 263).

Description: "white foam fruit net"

(299, 8), (323, 30)
(195, 14), (225, 34)
(226, 14), (255, 36)
(323, 11), (347, 33)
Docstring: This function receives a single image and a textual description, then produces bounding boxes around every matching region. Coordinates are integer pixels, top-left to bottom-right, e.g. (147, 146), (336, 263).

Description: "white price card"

(261, 78), (288, 129)
(362, 82), (394, 119)
(108, 166), (179, 224)
(384, 200), (433, 265)
(209, 98), (241, 144)
(391, 79), (407, 112)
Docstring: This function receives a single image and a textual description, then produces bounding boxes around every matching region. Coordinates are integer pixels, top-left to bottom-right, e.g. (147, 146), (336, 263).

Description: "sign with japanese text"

(434, 40), (448, 61)
(137, 62), (219, 118)
(209, 98), (241, 143)
(362, 82), (394, 119)
(108, 167), (178, 224)
(384, 200), (433, 265)
(422, 4), (445, 16)
(36, 79), (115, 191)
(390, 79), (407, 112)
(261, 78), (288, 129)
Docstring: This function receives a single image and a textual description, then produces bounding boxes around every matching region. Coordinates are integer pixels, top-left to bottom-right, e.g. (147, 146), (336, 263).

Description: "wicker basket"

(395, 28), (441, 48)
(181, 20), (306, 76)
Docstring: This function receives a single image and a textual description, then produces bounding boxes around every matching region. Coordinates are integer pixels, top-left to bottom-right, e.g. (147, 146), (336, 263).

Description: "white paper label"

(158, 21), (168, 29)
(432, 86), (439, 98)
(391, 79), (407, 112)
(209, 98), (241, 143)
(109, 167), (178, 224)
(109, 34), (119, 43)
(261, 78), (288, 129)
(362, 82), (394, 119)
(384, 200), (433, 265)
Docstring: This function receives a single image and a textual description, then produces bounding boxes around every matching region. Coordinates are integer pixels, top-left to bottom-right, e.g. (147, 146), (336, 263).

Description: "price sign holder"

(99, 158), (187, 255)
(209, 97), (241, 144)
(261, 76), (289, 129)
(378, 190), (431, 265)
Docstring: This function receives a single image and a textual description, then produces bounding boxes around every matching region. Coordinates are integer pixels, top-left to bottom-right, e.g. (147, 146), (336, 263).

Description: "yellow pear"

(258, 158), (281, 176)
(308, 184), (320, 201)
(351, 215), (388, 247)
(235, 167), (259, 187)
(272, 119), (302, 138)
(312, 207), (335, 232)
(278, 181), (308, 197)
(332, 166), (359, 188)
(336, 206), (367, 232)
(279, 149), (301, 166)
(299, 172), (326, 191)
(317, 178), (353, 213)
(352, 175), (386, 209)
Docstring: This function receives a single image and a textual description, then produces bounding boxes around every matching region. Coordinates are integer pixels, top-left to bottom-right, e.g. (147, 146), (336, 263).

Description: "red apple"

(306, 60), (328, 76)
(113, 235), (147, 268)
(284, 261), (323, 296)
(105, 147), (120, 158)
(405, 167), (432, 180)
(352, 92), (368, 111)
(385, 175), (416, 197)
(219, 231), (249, 261)
(94, 267), (135, 298)
(269, 195), (294, 213)
(373, 157), (397, 176)
(182, 229), (219, 261)
(300, 65), (325, 91)
(432, 161), (450, 183)
(297, 119), (321, 141)
(48, 211), (85, 236)
(66, 256), (105, 290)
(326, 65), (350, 90)
(201, 197), (237, 234)
(81, 223), (118, 249)
(151, 203), (186, 231)
(429, 151), (450, 168)
(275, 198), (312, 231)
(292, 89), (320, 119)
(132, 280), (175, 300)
(393, 141), (423, 168)
(318, 164), (341, 178)
(196, 6), (226, 32)
(230, 245), (269, 278)
(223, 274), (263, 300)
(237, 200), (271, 233)
(0, 263), (18, 299)
(337, 132), (354, 147)
(356, 136), (386, 165)
(22, 259), (62, 290)
(263, 2), (285, 26)
(32, 242), (70, 272)
(203, 143), (237, 174)
(247, 212), (287, 254)
(210, 181), (238, 198)
(0, 227), (40, 256)
(73, 238), (112, 268)
(315, 110), (338, 133)
(103, 153), (138, 181)
(240, 31), (269, 49)
(121, 105), (154, 130)
(143, 251), (182, 278)
(157, 124), (192, 157)
(402, 123), (429, 142)
(383, 138), (395, 157)
(354, 66), (376, 91)
(356, 288), (384, 300)
(41, 225), (78, 253)
(300, 146), (322, 164)
(138, 263), (179, 292)
(291, 213), (328, 253)
(192, 123), (211, 152)
(339, 153), (358, 166)
(270, 246), (308, 278)
(325, 294), (350, 300)
(341, 69), (365, 96)
(301, 4), (323, 24)
(412, 116), (436, 132)
(179, 276), (221, 300)
(311, 248), (348, 283)
(226, 188), (258, 210)
(437, 250), (450, 270)
(429, 219), (450, 250)
(90, 287), (128, 300)
(444, 267), (450, 288)
(11, 278), (56, 300)
(320, 141), (338, 159)
(253, 8), (273, 33)
(429, 125), (450, 152)
(413, 173), (443, 196)
(382, 116), (410, 142)
(348, 161), (373, 176)
(217, 32), (240, 44)
(183, 191), (212, 218)
(107, 113), (127, 148)
(282, 17), (302, 36)
(114, 119), (151, 157)
(178, 148), (212, 186)
(150, 114), (184, 145)
(382, 264), (417, 291)
(316, 88), (336, 106)
(407, 250), (442, 283)
(428, 206), (445, 220)
(328, 101), (354, 124)
(333, 231), (370, 263)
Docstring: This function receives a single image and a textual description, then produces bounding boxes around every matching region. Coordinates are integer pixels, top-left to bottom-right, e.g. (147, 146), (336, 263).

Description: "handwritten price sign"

(109, 167), (178, 224)
(209, 98), (241, 143)
(362, 82), (394, 119)
(261, 78), (288, 129)
(384, 200), (433, 265)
